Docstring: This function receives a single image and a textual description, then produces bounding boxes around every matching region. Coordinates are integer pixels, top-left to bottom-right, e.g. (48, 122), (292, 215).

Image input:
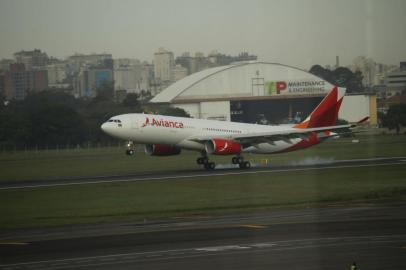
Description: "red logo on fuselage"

(142, 117), (184, 129)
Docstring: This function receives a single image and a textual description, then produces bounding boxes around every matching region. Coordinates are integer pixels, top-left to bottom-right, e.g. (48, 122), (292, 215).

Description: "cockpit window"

(108, 119), (122, 123)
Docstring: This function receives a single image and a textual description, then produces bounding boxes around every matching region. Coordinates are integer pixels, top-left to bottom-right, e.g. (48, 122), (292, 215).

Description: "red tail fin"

(294, 87), (345, 129)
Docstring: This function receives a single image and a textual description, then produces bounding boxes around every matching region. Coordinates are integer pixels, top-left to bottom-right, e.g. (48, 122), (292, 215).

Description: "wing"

(188, 124), (352, 146)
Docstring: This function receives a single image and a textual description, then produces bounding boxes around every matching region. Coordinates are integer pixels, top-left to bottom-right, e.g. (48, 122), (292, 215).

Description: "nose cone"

(101, 122), (114, 136)
(101, 122), (108, 132)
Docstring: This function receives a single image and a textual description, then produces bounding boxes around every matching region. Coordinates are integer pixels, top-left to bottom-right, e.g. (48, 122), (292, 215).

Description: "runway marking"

(336, 157), (406, 163)
(0, 248), (192, 268)
(0, 241), (28, 245)
(239, 224), (268, 229)
(250, 243), (277, 248)
(195, 245), (251, 252)
(1, 157), (405, 190)
(99, 257), (116, 262)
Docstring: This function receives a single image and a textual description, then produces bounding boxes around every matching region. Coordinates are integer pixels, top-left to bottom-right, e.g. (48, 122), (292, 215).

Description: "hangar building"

(150, 62), (377, 125)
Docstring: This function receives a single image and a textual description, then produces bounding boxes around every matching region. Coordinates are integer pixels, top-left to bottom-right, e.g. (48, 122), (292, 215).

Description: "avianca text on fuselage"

(142, 117), (184, 129)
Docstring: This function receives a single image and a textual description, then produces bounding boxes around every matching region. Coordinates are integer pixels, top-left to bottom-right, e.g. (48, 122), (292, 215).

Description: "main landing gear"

(125, 141), (135, 156)
(197, 155), (251, 170)
(196, 155), (216, 170)
(232, 156), (251, 169)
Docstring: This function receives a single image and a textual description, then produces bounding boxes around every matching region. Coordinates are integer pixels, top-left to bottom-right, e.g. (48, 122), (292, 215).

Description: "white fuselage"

(101, 113), (324, 154)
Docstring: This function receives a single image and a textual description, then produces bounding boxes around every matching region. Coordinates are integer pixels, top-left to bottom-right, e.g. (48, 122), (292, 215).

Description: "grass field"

(0, 134), (406, 229)
(1, 164), (405, 229)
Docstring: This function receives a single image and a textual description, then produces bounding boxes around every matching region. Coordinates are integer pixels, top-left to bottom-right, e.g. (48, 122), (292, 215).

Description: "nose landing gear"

(125, 141), (135, 156)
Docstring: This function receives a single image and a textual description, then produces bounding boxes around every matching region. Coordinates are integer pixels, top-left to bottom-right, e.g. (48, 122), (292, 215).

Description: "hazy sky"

(0, 0), (405, 68)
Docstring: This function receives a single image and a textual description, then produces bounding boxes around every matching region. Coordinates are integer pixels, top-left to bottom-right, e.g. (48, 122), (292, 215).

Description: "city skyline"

(0, 0), (406, 69)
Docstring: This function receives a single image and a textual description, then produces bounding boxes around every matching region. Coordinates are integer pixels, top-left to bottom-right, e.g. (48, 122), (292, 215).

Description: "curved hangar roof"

(151, 61), (336, 103)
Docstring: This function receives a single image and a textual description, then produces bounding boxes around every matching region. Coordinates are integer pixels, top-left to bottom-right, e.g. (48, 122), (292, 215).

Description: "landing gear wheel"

(239, 161), (251, 169)
(204, 162), (216, 170)
(126, 149), (135, 156)
(232, 156), (244, 164)
(197, 156), (208, 165)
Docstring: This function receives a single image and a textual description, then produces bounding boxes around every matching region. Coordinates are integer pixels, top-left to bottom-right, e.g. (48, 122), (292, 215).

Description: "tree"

(157, 106), (190, 117)
(0, 91), (87, 149)
(0, 104), (31, 148)
(139, 90), (152, 101)
(24, 90), (81, 110)
(309, 65), (332, 82)
(94, 81), (114, 102)
(309, 65), (364, 93)
(332, 67), (364, 93)
(348, 70), (364, 92)
(143, 103), (190, 117)
(122, 93), (139, 108)
(27, 104), (86, 146)
(333, 67), (353, 87)
(380, 104), (406, 134)
(0, 94), (5, 110)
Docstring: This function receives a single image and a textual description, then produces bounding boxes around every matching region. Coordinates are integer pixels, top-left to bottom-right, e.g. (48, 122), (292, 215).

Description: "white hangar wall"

(175, 101), (231, 121)
(339, 95), (377, 124)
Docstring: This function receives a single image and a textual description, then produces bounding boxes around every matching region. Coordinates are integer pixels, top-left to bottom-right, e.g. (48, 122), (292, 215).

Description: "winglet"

(350, 116), (370, 128)
(294, 86), (345, 129)
(357, 116), (369, 124)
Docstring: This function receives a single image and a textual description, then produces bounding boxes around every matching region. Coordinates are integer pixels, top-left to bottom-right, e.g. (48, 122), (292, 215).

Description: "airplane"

(101, 87), (358, 170)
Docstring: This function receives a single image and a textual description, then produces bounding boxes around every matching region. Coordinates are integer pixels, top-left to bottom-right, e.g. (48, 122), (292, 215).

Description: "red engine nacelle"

(144, 144), (181, 156)
(205, 139), (242, 155)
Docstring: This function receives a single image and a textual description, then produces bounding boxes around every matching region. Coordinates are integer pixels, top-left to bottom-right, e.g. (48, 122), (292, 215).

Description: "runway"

(1, 203), (406, 269)
(1, 156), (406, 190)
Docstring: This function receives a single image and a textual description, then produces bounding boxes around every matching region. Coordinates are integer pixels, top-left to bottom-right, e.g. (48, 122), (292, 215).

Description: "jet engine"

(205, 139), (242, 155)
(144, 144), (181, 156)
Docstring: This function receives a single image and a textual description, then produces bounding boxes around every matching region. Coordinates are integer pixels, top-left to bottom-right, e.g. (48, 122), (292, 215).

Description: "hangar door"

(230, 97), (323, 124)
